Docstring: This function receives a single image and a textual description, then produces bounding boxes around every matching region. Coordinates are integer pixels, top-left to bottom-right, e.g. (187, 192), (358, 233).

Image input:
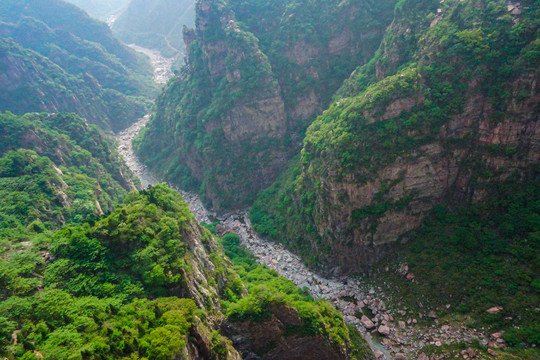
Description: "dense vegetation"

(251, 0), (539, 354)
(0, 112), (137, 239)
(380, 181), (540, 348)
(0, 186), (225, 359)
(136, 0), (397, 210)
(1, 177), (370, 359)
(112, 0), (195, 57)
(0, 111), (369, 358)
(252, 0), (539, 265)
(0, 0), (155, 131)
(218, 232), (373, 359)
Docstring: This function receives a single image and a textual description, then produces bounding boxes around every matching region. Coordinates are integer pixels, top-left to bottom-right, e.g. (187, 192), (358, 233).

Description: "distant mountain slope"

(63, 0), (129, 21)
(113, 0), (195, 57)
(0, 0), (155, 132)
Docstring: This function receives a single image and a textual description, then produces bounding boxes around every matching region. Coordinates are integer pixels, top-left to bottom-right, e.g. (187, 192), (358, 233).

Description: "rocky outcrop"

(305, 72), (538, 272)
(137, 0), (397, 210)
(223, 304), (349, 360)
(251, 0), (540, 273)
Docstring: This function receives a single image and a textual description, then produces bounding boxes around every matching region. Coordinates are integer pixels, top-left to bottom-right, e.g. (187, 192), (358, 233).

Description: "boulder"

(360, 315), (375, 330)
(377, 325), (390, 336)
(486, 306), (503, 314)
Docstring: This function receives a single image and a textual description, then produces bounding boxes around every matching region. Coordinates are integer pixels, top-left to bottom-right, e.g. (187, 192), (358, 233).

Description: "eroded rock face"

(222, 304), (348, 360)
(137, 0), (397, 210)
(251, 0), (539, 273)
(305, 73), (539, 272)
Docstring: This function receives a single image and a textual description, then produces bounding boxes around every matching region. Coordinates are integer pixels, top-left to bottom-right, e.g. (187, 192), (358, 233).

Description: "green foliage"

(0, 0), (155, 131)
(45, 185), (193, 299)
(251, 1), (539, 353)
(377, 181), (540, 350)
(136, 0), (397, 210)
(252, 0), (540, 268)
(220, 232), (372, 357)
(0, 184), (202, 359)
(0, 112), (136, 239)
(0, 290), (197, 360)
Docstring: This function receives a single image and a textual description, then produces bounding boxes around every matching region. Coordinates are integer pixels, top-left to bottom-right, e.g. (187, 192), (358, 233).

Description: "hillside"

(63, 0), (129, 21)
(136, 0), (397, 210)
(0, 181), (371, 359)
(250, 0), (539, 352)
(252, 0), (539, 271)
(0, 0), (155, 132)
(113, 0), (195, 57)
(0, 111), (138, 236)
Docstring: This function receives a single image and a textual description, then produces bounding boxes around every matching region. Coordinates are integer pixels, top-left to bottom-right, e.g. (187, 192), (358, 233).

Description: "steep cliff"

(136, 0), (397, 210)
(113, 0), (195, 57)
(0, 184), (371, 359)
(0, 0), (155, 132)
(251, 0), (539, 271)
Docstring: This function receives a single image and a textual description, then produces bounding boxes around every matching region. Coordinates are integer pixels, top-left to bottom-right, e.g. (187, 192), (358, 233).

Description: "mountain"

(0, 0), (155, 132)
(112, 0), (195, 57)
(251, 0), (539, 271)
(135, 0), (397, 210)
(0, 111), (138, 235)
(0, 181), (371, 359)
(250, 0), (539, 349)
(63, 0), (129, 21)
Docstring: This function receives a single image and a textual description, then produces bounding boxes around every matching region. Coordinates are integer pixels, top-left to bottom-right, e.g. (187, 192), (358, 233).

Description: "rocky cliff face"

(251, 0), (539, 273)
(136, 0), (397, 210)
(223, 303), (352, 360)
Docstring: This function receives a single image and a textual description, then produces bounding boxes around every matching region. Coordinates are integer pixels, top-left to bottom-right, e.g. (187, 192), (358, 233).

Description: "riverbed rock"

(361, 315), (375, 330)
(378, 325), (391, 336)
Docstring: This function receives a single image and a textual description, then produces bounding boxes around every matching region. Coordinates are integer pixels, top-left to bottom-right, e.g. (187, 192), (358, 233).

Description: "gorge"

(117, 44), (493, 360)
(0, 0), (538, 359)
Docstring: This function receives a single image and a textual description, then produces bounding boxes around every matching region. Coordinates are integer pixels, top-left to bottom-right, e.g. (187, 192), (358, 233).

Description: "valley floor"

(116, 113), (494, 359)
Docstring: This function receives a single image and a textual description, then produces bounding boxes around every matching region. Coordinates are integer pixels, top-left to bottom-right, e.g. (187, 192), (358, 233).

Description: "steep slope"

(0, 0), (155, 131)
(113, 0), (195, 57)
(250, 0), (539, 350)
(0, 184), (371, 359)
(252, 0), (539, 271)
(0, 111), (137, 236)
(136, 0), (397, 210)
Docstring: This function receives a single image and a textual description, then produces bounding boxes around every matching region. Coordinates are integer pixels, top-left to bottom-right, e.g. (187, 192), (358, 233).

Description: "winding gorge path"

(116, 48), (490, 360)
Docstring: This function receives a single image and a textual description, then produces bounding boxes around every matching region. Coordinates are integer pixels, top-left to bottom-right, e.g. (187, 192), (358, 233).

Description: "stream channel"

(116, 47), (489, 360)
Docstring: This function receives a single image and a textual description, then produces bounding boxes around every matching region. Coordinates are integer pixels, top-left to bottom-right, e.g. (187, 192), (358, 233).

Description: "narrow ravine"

(117, 47), (489, 360)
